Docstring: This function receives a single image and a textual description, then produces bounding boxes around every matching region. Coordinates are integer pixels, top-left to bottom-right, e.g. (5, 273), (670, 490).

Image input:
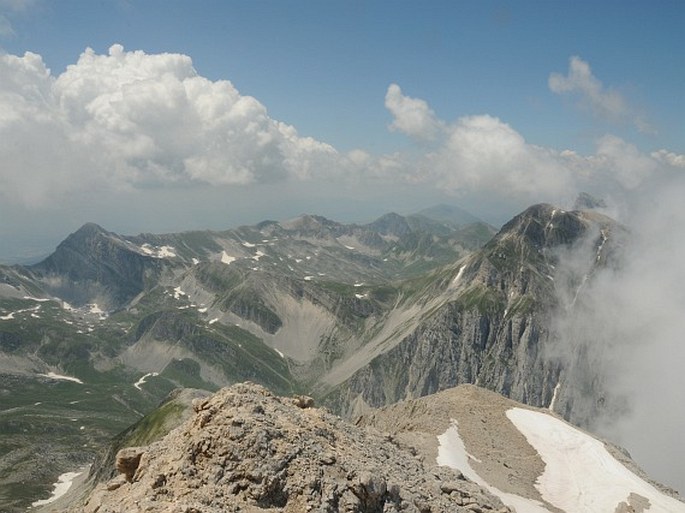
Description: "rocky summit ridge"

(42, 382), (685, 513)
(55, 382), (509, 513)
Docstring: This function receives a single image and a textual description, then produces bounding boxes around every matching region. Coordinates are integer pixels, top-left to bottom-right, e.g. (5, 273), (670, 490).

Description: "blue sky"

(6, 1), (683, 153)
(1, 0), (684, 259)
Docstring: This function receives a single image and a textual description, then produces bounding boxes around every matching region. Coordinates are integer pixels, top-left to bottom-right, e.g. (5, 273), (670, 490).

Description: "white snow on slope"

(23, 296), (51, 302)
(173, 286), (186, 300)
(139, 243), (177, 258)
(0, 312), (14, 320)
(31, 471), (83, 507)
(506, 407), (685, 513)
(437, 420), (550, 513)
(450, 265), (466, 289)
(38, 372), (84, 384)
(548, 382), (561, 411)
(157, 246), (176, 258)
(88, 303), (107, 318)
(242, 241), (256, 248)
(192, 257), (200, 265)
(221, 251), (236, 265)
(252, 250), (265, 261)
(133, 372), (159, 391)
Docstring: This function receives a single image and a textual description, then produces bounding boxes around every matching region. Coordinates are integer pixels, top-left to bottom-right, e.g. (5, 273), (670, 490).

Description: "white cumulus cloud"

(549, 56), (652, 133)
(0, 44), (339, 207)
(651, 149), (685, 168)
(385, 83), (444, 141)
(383, 81), (676, 213)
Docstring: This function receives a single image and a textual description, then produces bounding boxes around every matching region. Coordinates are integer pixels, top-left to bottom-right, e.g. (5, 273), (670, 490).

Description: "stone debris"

(114, 447), (145, 482)
(76, 382), (510, 513)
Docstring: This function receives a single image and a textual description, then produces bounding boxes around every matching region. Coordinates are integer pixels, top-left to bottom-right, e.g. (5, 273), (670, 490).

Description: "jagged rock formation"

(59, 383), (509, 513)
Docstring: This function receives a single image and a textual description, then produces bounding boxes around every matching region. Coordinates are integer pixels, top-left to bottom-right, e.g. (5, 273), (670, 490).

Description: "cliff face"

(324, 204), (624, 430)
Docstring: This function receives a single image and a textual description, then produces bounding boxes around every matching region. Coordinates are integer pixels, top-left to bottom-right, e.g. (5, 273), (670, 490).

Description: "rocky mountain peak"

(414, 204), (482, 227)
(491, 203), (614, 253)
(72, 383), (509, 513)
(280, 214), (339, 233)
(28, 222), (163, 310)
(366, 212), (412, 237)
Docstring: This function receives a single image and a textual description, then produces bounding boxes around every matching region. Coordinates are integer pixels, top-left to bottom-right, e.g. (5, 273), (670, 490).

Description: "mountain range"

(0, 201), (679, 511)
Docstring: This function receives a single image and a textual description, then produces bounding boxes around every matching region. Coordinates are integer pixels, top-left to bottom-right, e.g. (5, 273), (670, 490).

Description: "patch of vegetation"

(505, 294), (537, 318)
(160, 358), (217, 391)
(222, 289), (282, 334)
(455, 285), (506, 315)
(117, 400), (185, 447)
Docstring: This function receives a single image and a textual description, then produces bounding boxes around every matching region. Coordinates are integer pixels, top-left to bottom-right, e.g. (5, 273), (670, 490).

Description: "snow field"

(506, 407), (685, 513)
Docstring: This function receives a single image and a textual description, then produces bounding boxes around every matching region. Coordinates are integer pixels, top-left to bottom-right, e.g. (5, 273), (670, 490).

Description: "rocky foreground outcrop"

(69, 383), (509, 513)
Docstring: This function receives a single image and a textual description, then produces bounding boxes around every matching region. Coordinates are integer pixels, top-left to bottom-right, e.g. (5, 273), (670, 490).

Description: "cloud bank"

(549, 179), (685, 494)
(1, 46), (682, 223)
(383, 83), (678, 215)
(0, 45), (339, 206)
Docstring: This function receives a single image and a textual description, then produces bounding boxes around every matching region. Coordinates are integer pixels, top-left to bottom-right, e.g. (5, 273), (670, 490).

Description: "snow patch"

(23, 296), (51, 302)
(353, 282), (364, 288)
(450, 265), (466, 288)
(355, 293), (368, 299)
(197, 307), (208, 313)
(31, 471), (83, 507)
(596, 229), (608, 262)
(274, 347), (285, 359)
(139, 243), (177, 258)
(344, 245), (355, 250)
(192, 257), (200, 265)
(0, 312), (15, 320)
(506, 408), (685, 513)
(252, 250), (265, 261)
(87, 303), (107, 318)
(208, 318), (219, 325)
(134, 372), (159, 391)
(220, 251), (236, 265)
(548, 381), (561, 411)
(38, 372), (84, 384)
(242, 241), (256, 248)
(173, 286), (186, 300)
(304, 276), (314, 281)
(437, 420), (549, 512)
